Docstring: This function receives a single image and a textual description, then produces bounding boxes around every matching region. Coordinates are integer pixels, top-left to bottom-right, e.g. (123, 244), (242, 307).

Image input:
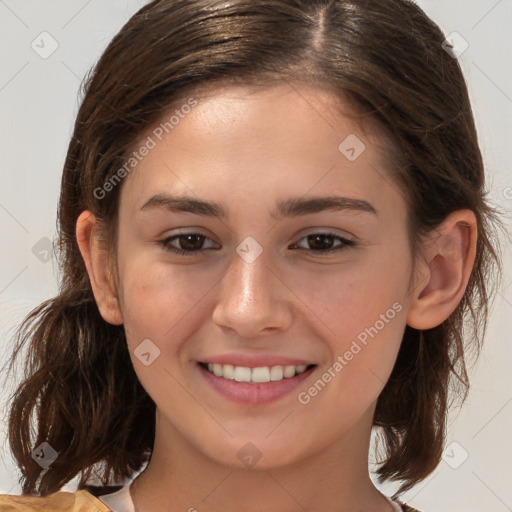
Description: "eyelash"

(159, 232), (355, 256)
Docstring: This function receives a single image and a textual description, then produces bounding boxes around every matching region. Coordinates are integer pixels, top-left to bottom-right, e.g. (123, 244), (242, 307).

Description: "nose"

(211, 249), (293, 339)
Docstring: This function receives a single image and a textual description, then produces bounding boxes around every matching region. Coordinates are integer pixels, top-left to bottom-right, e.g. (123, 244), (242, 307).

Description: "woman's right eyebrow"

(139, 193), (378, 219)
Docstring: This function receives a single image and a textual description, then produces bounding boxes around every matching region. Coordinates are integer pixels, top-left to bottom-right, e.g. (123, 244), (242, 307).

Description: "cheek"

(117, 261), (218, 416)
(300, 277), (406, 373)
(289, 247), (411, 339)
(288, 248), (410, 398)
(118, 256), (221, 351)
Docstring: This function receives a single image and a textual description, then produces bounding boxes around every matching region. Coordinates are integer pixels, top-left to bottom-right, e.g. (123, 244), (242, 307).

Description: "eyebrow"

(139, 193), (377, 218)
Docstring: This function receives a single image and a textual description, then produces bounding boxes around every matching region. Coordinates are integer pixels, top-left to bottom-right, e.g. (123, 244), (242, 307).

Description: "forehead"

(118, 82), (404, 219)
(166, 82), (374, 150)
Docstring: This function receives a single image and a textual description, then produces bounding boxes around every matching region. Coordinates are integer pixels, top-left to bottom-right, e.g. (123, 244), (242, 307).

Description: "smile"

(197, 361), (317, 404)
(200, 362), (314, 383)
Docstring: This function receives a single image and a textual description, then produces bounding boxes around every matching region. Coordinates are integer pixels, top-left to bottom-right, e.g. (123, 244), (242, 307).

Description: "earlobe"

(76, 210), (124, 325)
(406, 210), (477, 330)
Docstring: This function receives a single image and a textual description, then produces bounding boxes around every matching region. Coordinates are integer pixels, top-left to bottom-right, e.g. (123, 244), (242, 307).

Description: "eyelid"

(294, 227), (356, 242)
(159, 229), (356, 257)
(160, 232), (220, 254)
(290, 231), (355, 254)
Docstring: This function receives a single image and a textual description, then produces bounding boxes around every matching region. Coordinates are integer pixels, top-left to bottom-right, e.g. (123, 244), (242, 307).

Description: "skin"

(76, 82), (477, 512)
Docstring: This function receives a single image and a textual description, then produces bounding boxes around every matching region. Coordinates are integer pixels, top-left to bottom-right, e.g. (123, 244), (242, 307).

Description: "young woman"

(0, 1), (502, 511)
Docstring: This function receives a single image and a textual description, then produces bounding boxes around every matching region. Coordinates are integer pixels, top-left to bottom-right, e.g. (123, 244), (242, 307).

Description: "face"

(113, 82), (415, 468)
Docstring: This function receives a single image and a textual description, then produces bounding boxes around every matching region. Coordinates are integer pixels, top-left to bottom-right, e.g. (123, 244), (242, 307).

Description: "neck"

(130, 403), (392, 512)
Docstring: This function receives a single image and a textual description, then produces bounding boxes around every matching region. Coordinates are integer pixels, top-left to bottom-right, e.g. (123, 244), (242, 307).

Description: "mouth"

(198, 361), (316, 383)
(197, 361), (317, 404)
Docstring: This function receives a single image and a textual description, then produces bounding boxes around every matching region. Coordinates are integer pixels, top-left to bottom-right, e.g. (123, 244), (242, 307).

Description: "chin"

(195, 434), (313, 471)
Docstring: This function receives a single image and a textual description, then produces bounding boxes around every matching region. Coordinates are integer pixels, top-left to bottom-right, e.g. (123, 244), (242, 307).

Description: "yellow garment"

(0, 490), (110, 512)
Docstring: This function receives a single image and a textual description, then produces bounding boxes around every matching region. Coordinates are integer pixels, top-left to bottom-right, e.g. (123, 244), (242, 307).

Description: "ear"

(406, 210), (477, 330)
(76, 210), (123, 325)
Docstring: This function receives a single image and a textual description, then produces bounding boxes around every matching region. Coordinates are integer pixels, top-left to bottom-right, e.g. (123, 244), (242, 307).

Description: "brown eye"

(160, 233), (219, 255)
(291, 232), (354, 255)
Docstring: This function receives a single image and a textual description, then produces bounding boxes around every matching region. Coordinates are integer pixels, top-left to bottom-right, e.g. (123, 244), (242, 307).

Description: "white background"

(0, 1), (511, 510)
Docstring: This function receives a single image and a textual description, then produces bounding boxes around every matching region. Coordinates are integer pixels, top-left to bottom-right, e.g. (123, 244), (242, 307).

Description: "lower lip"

(198, 363), (316, 405)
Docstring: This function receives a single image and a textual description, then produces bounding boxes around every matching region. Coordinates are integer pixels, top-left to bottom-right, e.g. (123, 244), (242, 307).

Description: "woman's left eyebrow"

(139, 193), (378, 218)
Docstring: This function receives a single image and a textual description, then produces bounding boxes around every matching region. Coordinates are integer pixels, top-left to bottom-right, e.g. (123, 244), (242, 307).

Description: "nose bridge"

(212, 245), (290, 337)
(229, 252), (268, 308)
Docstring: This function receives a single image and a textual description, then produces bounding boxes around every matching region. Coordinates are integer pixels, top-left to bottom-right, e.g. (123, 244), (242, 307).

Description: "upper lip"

(199, 353), (315, 368)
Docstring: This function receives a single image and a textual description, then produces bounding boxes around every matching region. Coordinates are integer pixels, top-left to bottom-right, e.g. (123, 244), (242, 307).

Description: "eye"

(159, 231), (355, 257)
(160, 233), (219, 256)
(290, 232), (355, 255)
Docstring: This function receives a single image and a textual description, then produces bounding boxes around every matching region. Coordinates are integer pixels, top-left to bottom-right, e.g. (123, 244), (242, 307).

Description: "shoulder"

(0, 490), (110, 512)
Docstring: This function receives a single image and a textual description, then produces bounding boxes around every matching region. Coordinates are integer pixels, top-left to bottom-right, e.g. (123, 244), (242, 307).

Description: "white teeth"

(251, 367), (270, 383)
(283, 365), (296, 378)
(234, 366), (251, 382)
(270, 365), (283, 381)
(222, 364), (235, 380)
(204, 363), (311, 383)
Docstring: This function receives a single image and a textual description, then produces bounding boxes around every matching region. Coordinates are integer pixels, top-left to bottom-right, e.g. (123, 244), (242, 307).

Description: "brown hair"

(4, 0), (503, 499)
